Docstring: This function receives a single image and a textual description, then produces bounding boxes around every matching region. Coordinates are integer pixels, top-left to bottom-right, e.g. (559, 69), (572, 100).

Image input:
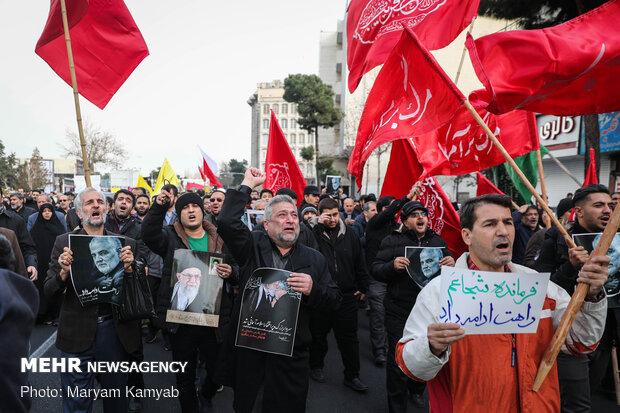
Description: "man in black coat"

(535, 184), (614, 412)
(307, 197), (371, 392)
(365, 188), (417, 366)
(0, 189), (38, 281)
(44, 188), (140, 413)
(372, 200), (455, 411)
(216, 168), (341, 413)
(142, 191), (237, 413)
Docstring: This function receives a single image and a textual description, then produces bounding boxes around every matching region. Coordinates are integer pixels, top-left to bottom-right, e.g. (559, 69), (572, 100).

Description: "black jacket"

(535, 221), (589, 295)
(216, 185), (341, 387)
(309, 217), (370, 295)
(372, 227), (450, 319)
(141, 201), (237, 338)
(365, 195), (409, 268)
(0, 208), (37, 268)
(15, 205), (36, 222)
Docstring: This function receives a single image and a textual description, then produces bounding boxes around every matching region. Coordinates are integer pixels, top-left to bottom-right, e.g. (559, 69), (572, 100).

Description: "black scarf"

(30, 204), (66, 275)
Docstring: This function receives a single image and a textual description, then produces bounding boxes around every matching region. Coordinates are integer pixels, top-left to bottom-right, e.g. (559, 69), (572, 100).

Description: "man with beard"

(216, 168), (341, 413)
(44, 188), (139, 413)
(134, 194), (151, 221)
(397, 194), (608, 412)
(206, 188), (226, 227)
(419, 247), (443, 281)
(171, 267), (202, 311)
(142, 190), (236, 413)
(372, 200), (454, 411)
(511, 204), (541, 265)
(9, 192), (35, 222)
(535, 184), (614, 412)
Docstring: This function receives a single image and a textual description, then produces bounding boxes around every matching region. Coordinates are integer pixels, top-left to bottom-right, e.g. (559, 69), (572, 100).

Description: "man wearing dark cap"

(141, 190), (237, 412)
(535, 184), (614, 412)
(298, 185), (320, 216)
(372, 200), (454, 410)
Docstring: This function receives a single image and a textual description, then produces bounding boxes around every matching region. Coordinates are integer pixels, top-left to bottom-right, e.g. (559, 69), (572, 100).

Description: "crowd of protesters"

(1, 172), (619, 413)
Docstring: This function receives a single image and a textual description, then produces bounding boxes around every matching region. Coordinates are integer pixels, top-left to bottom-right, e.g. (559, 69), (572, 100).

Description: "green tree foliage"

(219, 159), (248, 187)
(283, 74), (343, 184)
(17, 147), (50, 191)
(480, 0), (607, 29)
(0, 139), (19, 190)
(300, 146), (315, 162)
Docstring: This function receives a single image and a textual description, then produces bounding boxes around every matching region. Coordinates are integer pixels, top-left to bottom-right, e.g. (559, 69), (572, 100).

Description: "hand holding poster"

(573, 233), (620, 308)
(439, 267), (550, 334)
(69, 234), (126, 306)
(405, 246), (445, 288)
(236, 268), (302, 357)
(166, 250), (224, 327)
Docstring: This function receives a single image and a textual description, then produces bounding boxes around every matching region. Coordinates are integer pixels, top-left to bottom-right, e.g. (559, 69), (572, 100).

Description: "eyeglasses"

(210, 198), (224, 203)
(411, 211), (427, 218)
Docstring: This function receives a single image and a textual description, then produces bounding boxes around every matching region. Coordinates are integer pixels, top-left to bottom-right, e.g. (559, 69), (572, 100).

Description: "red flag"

(348, 28), (465, 187)
(467, 0), (620, 116)
(381, 139), (467, 258)
(264, 111), (307, 205)
(198, 166), (206, 182)
(583, 148), (599, 186)
(198, 147), (223, 188)
(411, 107), (540, 178)
(186, 182), (204, 191)
(347, 0), (479, 93)
(476, 172), (505, 197)
(35, 0), (149, 109)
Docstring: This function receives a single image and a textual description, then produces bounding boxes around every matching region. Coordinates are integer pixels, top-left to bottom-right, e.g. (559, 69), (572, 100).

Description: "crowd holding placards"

(0, 169), (618, 413)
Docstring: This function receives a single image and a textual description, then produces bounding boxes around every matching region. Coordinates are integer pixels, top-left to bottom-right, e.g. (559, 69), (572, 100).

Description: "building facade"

(247, 80), (315, 182)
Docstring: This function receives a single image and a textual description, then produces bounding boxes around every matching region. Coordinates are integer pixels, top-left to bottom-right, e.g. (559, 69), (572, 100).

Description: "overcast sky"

(0, 0), (348, 177)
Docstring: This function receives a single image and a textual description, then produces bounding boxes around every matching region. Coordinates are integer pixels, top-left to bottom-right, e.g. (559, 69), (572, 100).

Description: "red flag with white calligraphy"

(467, 0), (620, 116)
(264, 111), (307, 206)
(35, 0), (149, 109)
(347, 0), (479, 93)
(348, 27), (465, 188)
(381, 139), (467, 258)
(476, 172), (505, 197)
(410, 106), (540, 178)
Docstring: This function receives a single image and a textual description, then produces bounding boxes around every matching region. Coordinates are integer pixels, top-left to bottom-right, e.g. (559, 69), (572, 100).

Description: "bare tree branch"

(59, 119), (127, 171)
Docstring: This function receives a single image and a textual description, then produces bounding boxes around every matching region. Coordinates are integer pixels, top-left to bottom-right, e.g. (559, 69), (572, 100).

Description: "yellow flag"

(135, 174), (153, 197)
(154, 158), (180, 194)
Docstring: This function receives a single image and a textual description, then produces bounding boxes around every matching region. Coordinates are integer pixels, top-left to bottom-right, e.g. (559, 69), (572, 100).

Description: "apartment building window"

(281, 119), (288, 129)
(299, 133), (305, 144)
(291, 104), (297, 114)
(262, 104), (269, 114)
(291, 134), (296, 144)
(291, 119), (297, 129)
(273, 103), (279, 114)
(282, 103), (288, 114)
(263, 119), (269, 129)
(262, 134), (268, 144)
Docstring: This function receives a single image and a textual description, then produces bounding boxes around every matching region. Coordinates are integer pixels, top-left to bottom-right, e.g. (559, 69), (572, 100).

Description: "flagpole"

(546, 151), (583, 186)
(454, 19), (476, 86)
(463, 99), (620, 391)
(60, 0), (91, 187)
(536, 149), (551, 228)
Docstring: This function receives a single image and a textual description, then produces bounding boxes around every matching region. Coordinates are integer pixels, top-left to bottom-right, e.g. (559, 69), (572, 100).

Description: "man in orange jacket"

(396, 194), (609, 412)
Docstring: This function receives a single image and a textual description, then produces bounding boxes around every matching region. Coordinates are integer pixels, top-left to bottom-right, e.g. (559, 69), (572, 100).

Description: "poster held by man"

(69, 234), (126, 306)
(166, 249), (224, 327)
(573, 233), (620, 307)
(405, 246), (446, 288)
(325, 175), (341, 198)
(236, 268), (302, 356)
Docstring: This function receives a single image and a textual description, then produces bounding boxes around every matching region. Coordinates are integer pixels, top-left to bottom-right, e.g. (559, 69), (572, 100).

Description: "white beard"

(172, 281), (200, 311)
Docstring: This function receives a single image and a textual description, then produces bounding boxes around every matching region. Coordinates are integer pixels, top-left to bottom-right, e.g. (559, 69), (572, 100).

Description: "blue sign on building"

(579, 111), (620, 154)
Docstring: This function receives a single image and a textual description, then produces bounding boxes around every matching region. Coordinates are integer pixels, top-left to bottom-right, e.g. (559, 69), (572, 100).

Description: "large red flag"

(583, 148), (599, 186)
(381, 139), (467, 258)
(36, 0), (149, 109)
(411, 107), (540, 178)
(467, 0), (620, 116)
(347, 0), (479, 93)
(348, 28), (465, 187)
(198, 166), (207, 182)
(476, 172), (505, 197)
(264, 111), (307, 205)
(198, 147), (223, 188)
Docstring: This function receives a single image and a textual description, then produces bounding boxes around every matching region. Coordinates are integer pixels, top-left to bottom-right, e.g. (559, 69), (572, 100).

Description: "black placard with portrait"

(405, 246), (447, 289)
(573, 233), (620, 308)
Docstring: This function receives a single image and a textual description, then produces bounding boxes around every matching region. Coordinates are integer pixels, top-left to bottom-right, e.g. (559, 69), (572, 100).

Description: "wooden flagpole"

(462, 99), (620, 391)
(60, 0), (91, 187)
(547, 150), (583, 187)
(536, 149), (552, 228)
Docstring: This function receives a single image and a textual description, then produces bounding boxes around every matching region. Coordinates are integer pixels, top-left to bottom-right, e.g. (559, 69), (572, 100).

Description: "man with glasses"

(58, 194), (71, 214)
(372, 200), (454, 411)
(206, 188), (226, 227)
